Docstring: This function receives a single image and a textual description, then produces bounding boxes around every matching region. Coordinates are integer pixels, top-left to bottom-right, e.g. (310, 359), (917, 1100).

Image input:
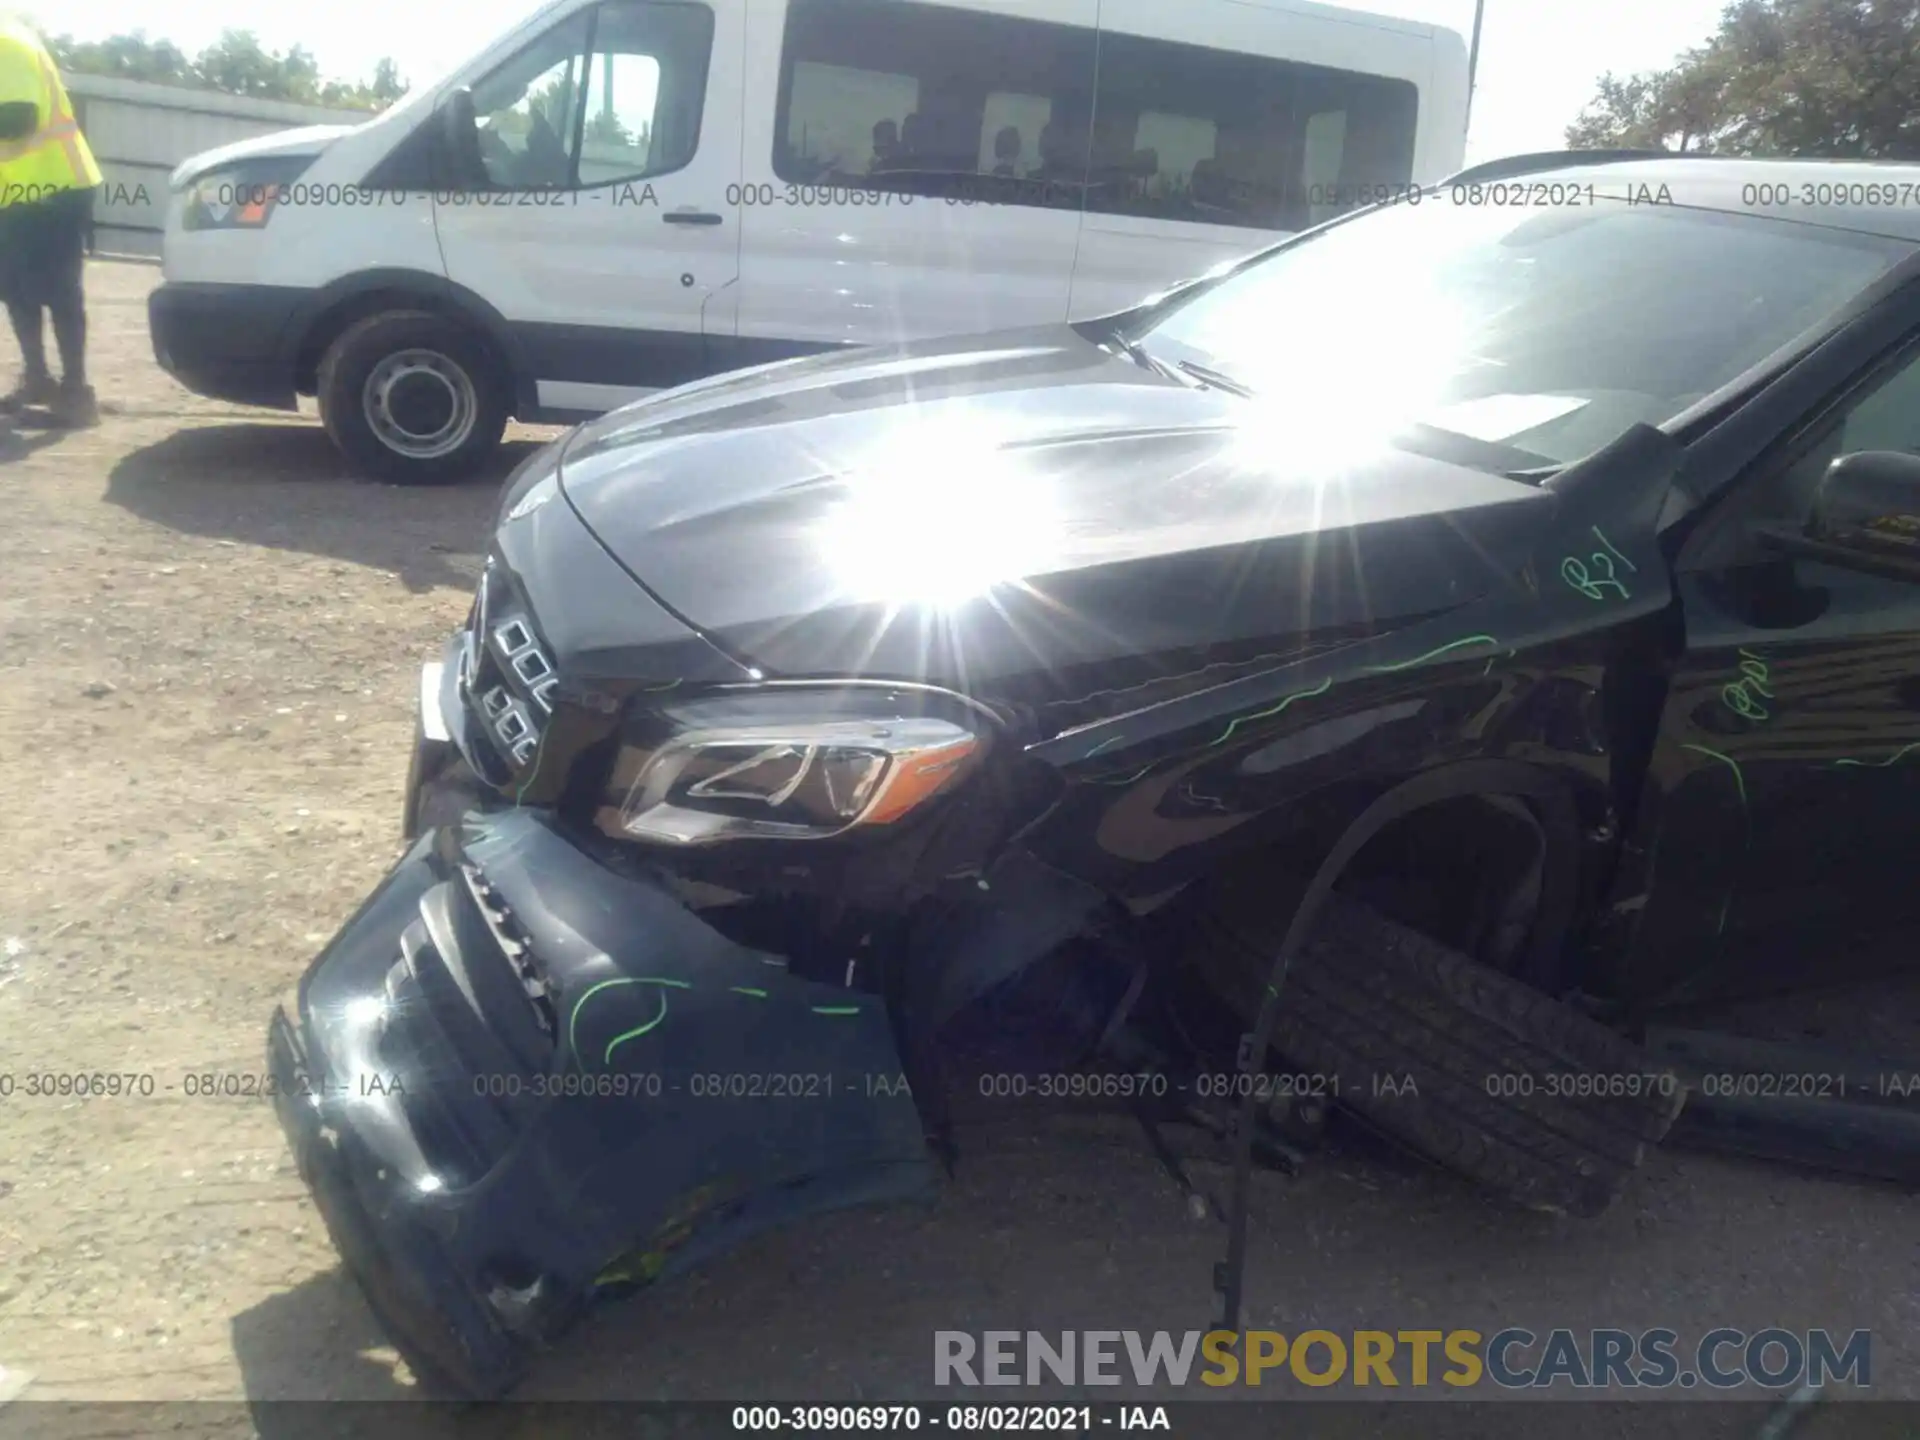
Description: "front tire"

(1189, 882), (1687, 1217)
(318, 310), (509, 485)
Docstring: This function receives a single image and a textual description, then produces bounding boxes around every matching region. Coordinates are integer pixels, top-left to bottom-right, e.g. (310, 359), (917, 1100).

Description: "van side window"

(579, 3), (716, 185)
(772, 0), (1098, 211)
(466, 1), (715, 191)
(1088, 30), (1418, 231)
(470, 12), (593, 190)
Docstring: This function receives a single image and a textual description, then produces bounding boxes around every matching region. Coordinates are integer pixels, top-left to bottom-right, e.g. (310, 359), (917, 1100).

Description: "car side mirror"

(1808, 450), (1920, 559)
(1752, 450), (1920, 586)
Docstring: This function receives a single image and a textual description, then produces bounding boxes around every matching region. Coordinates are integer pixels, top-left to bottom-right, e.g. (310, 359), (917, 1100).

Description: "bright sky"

(36, 0), (1726, 164)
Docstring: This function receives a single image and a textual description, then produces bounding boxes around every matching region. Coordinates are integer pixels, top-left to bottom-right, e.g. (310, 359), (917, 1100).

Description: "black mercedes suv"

(268, 152), (1920, 1395)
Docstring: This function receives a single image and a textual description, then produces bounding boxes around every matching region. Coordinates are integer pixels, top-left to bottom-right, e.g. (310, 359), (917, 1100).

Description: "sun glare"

(816, 422), (1063, 607)
(1226, 274), (1481, 476)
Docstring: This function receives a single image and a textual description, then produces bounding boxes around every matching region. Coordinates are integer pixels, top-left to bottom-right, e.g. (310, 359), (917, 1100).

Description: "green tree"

(584, 110), (633, 147)
(44, 30), (195, 86)
(370, 58), (407, 106)
(47, 24), (410, 113)
(319, 58), (410, 110)
(1567, 0), (1920, 158)
(192, 30), (314, 101)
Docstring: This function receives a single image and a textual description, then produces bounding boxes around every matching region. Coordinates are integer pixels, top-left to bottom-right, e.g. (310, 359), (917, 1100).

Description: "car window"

(1086, 28), (1417, 231)
(1835, 350), (1920, 455)
(1751, 342), (1920, 528)
(470, 14), (592, 190)
(1681, 331), (1920, 607)
(468, 1), (714, 191)
(773, 0), (1097, 211)
(1130, 200), (1914, 473)
(578, 2), (714, 185)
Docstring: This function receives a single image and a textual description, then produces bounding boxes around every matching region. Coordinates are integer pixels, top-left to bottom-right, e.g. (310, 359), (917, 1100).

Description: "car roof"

(1443, 153), (1920, 245)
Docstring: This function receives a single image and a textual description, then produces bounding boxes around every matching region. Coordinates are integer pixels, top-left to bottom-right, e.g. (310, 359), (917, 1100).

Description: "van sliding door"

(1069, 0), (1428, 323)
(729, 0), (1096, 358)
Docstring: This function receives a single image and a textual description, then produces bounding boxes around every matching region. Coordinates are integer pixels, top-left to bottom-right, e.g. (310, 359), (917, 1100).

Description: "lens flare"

(1223, 268), (1483, 476)
(815, 422), (1061, 606)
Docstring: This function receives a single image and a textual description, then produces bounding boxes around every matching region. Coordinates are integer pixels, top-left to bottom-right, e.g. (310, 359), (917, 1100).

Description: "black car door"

(1615, 328), (1920, 1007)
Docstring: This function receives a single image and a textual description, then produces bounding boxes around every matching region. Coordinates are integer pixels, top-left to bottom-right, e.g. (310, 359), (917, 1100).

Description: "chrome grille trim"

(494, 619), (534, 655)
(511, 648), (553, 684)
(461, 600), (561, 771)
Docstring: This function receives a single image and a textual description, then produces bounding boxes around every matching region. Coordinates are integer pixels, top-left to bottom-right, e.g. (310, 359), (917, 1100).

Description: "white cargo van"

(151, 0), (1468, 482)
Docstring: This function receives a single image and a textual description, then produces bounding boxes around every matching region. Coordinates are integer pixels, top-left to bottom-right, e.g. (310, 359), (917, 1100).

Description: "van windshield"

(1130, 197), (1914, 471)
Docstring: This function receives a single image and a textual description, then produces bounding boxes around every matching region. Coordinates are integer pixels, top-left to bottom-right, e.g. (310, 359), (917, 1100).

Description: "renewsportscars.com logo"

(934, 1329), (1872, 1391)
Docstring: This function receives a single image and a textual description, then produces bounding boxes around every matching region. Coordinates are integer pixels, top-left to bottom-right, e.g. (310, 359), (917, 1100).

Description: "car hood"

(555, 327), (1557, 728)
(170, 124), (358, 188)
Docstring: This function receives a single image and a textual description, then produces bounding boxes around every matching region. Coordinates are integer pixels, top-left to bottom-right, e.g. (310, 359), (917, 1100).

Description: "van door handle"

(663, 210), (724, 226)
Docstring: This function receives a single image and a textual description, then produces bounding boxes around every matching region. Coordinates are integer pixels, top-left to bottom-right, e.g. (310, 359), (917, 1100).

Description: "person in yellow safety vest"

(0, 15), (101, 429)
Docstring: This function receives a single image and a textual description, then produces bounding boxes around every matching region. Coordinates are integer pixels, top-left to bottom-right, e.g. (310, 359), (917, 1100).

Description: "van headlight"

(180, 156), (316, 231)
(596, 689), (986, 846)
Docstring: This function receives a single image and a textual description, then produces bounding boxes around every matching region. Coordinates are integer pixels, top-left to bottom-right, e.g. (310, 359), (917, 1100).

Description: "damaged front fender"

(267, 808), (934, 1395)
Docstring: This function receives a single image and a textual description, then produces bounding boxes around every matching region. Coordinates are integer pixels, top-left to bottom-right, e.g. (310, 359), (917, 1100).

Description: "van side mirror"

(1808, 451), (1920, 560)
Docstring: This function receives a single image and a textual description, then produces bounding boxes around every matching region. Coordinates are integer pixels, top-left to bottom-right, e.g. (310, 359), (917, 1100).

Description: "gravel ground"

(0, 261), (1915, 1438)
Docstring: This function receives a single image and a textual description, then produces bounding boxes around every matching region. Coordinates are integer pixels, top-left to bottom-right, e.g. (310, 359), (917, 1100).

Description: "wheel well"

(1335, 793), (1553, 973)
(1170, 769), (1586, 1016)
(293, 289), (513, 400)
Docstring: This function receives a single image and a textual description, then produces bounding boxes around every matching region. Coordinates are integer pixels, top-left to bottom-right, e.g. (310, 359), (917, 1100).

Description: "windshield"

(1132, 197), (1914, 471)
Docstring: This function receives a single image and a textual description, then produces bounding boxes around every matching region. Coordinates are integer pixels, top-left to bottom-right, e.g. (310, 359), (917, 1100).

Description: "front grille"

(457, 861), (558, 1044)
(370, 868), (559, 1188)
(380, 936), (514, 1188)
(460, 562), (560, 774)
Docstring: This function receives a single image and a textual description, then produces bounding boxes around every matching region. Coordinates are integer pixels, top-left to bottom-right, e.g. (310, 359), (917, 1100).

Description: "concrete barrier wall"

(63, 73), (371, 259)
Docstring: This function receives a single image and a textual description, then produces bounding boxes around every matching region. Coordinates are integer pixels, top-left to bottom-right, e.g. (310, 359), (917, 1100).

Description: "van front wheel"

(319, 311), (509, 484)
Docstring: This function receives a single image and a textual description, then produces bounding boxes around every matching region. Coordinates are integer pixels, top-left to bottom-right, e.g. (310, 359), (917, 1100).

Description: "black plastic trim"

(148, 281), (309, 409)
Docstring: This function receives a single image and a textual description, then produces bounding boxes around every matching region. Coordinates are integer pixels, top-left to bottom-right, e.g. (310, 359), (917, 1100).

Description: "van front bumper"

(265, 808), (935, 1394)
(149, 281), (306, 410)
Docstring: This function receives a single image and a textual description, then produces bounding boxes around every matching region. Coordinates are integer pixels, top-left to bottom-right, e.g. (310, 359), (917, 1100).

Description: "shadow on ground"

(216, 1104), (1907, 1438)
(229, 1270), (417, 1403)
(0, 419), (69, 464)
(103, 423), (546, 593)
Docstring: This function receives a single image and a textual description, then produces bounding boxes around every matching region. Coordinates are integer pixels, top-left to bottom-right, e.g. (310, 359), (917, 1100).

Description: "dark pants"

(0, 184), (93, 387)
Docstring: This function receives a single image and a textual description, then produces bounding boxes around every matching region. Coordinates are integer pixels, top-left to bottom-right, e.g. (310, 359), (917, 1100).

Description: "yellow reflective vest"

(0, 20), (102, 206)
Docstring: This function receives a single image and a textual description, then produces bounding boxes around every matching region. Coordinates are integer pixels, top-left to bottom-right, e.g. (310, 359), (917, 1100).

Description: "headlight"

(180, 156), (316, 232)
(598, 689), (986, 846)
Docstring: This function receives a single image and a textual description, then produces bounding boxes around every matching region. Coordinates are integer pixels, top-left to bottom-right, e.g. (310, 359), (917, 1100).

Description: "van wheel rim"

(365, 349), (478, 461)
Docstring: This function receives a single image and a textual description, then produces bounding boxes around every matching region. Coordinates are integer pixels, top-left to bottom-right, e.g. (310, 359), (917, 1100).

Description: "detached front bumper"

(266, 809), (934, 1395)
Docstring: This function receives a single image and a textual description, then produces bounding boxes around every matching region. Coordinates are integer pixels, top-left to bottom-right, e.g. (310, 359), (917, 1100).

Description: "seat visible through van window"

(994, 126), (1021, 177)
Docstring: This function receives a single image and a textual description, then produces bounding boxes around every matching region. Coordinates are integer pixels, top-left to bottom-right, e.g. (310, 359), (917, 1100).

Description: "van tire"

(318, 310), (509, 485)
(1189, 882), (1687, 1217)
